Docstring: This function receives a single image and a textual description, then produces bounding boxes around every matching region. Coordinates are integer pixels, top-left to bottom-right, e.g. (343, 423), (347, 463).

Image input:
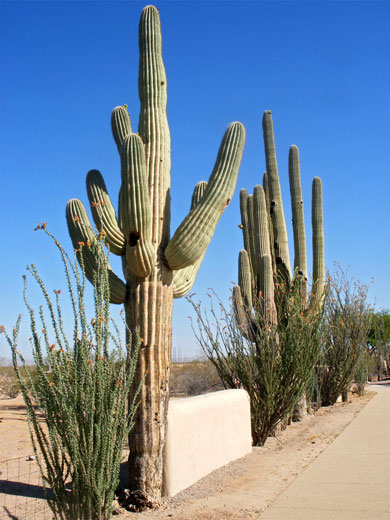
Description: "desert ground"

(0, 388), (374, 520)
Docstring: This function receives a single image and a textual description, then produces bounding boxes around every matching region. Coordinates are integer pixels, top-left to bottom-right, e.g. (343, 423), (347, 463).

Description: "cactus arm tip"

(164, 121), (245, 270)
(172, 181), (208, 298)
(86, 169), (126, 256)
(111, 106), (132, 154)
(65, 198), (126, 304)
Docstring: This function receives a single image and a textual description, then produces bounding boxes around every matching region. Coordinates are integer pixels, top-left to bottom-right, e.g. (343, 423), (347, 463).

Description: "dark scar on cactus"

(129, 231), (140, 247)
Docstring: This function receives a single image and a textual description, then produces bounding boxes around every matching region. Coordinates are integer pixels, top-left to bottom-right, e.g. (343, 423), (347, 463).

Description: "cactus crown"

(66, 5), (245, 302)
(234, 111), (325, 338)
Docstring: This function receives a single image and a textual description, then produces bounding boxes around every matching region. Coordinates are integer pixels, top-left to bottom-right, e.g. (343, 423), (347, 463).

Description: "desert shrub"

(367, 310), (390, 380)
(189, 276), (324, 446)
(316, 264), (372, 406)
(170, 360), (224, 397)
(0, 364), (40, 398)
(354, 348), (376, 396)
(2, 228), (141, 520)
(0, 366), (20, 398)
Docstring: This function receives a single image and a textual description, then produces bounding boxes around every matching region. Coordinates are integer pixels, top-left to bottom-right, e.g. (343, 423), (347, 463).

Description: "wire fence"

(1, 447), (131, 520)
(0, 455), (52, 520)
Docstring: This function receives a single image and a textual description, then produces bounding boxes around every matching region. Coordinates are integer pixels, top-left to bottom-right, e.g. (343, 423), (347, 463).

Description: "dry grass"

(170, 360), (224, 397)
(0, 366), (20, 398)
(0, 365), (39, 399)
(0, 360), (224, 400)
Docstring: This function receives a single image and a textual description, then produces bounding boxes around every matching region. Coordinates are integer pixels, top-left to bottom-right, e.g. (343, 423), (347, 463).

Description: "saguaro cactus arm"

(164, 122), (245, 270)
(259, 254), (276, 323)
(111, 105), (132, 153)
(232, 285), (257, 341)
(238, 249), (253, 309)
(288, 145), (308, 298)
(262, 111), (291, 278)
(172, 181), (208, 298)
(119, 134), (155, 278)
(311, 176), (325, 300)
(252, 185), (272, 276)
(66, 199), (126, 304)
(239, 189), (251, 259)
(86, 169), (126, 256)
(263, 171), (271, 213)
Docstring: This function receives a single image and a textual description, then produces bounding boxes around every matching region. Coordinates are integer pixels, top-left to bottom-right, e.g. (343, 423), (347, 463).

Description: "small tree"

(316, 264), (372, 406)
(190, 276), (324, 446)
(2, 228), (141, 520)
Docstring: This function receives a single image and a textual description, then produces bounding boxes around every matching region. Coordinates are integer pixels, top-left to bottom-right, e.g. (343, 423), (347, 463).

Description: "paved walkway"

(260, 381), (390, 519)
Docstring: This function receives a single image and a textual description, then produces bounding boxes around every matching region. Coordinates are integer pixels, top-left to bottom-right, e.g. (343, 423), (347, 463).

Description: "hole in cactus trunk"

(129, 232), (140, 247)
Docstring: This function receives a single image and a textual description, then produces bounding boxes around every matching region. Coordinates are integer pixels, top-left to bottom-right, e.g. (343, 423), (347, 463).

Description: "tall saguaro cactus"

(234, 110), (324, 351)
(66, 6), (245, 504)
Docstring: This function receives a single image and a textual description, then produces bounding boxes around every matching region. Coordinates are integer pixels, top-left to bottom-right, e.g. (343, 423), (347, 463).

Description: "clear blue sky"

(1, 0), (389, 360)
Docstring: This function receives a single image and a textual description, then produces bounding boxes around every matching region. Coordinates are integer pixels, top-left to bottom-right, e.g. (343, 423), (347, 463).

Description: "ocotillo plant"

(4, 228), (141, 520)
(65, 5), (245, 505)
(233, 111), (325, 418)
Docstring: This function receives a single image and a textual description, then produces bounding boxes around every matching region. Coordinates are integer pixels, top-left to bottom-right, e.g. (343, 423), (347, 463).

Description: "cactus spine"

(234, 110), (325, 349)
(66, 6), (245, 503)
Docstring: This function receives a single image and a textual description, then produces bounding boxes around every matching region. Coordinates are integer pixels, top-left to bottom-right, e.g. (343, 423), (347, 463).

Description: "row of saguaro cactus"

(233, 111), (325, 417)
(65, 5), (245, 505)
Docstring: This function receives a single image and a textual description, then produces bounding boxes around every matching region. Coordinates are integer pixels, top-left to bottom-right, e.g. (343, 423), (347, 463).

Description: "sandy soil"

(0, 390), (374, 520)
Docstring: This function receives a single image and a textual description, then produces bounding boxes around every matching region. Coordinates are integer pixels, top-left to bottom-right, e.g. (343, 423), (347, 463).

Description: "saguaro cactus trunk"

(65, 6), (245, 505)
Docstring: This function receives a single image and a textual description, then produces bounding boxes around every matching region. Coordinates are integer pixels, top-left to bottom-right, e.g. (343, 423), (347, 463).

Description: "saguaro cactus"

(66, 6), (245, 504)
(234, 111), (324, 404)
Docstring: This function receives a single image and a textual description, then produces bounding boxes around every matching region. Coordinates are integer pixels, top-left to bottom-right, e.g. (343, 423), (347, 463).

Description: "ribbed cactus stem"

(86, 169), (126, 256)
(120, 134), (155, 277)
(259, 254), (276, 324)
(311, 176), (325, 300)
(288, 145), (308, 292)
(232, 285), (256, 341)
(172, 181), (208, 298)
(66, 199), (126, 304)
(238, 249), (253, 309)
(239, 189), (252, 271)
(246, 194), (257, 278)
(111, 105), (132, 153)
(253, 185), (272, 277)
(138, 5), (171, 249)
(165, 122), (245, 270)
(263, 171), (271, 213)
(190, 180), (208, 208)
(262, 111), (291, 277)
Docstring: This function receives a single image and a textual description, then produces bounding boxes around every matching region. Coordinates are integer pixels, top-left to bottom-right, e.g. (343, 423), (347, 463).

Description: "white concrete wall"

(163, 389), (252, 497)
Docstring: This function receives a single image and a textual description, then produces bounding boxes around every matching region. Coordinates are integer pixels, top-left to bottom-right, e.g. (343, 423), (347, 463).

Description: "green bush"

(2, 228), (141, 520)
(189, 276), (324, 446)
(367, 310), (390, 380)
(316, 264), (372, 406)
